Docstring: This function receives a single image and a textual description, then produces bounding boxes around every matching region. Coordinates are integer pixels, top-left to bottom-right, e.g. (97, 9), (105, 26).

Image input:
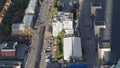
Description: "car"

(45, 48), (52, 53)
(45, 54), (50, 59)
(45, 59), (50, 63)
(33, 24), (38, 29)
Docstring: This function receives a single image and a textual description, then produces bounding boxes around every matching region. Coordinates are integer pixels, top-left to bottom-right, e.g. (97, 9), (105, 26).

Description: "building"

(52, 12), (74, 37)
(98, 41), (111, 63)
(25, 0), (37, 14)
(0, 61), (21, 68)
(94, 9), (106, 35)
(12, 0), (38, 35)
(63, 37), (82, 60)
(90, 2), (102, 15)
(13, 62), (21, 68)
(0, 41), (17, 57)
(12, 24), (25, 35)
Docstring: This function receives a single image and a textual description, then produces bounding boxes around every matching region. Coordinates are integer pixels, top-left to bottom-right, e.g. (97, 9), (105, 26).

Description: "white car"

(45, 59), (50, 63)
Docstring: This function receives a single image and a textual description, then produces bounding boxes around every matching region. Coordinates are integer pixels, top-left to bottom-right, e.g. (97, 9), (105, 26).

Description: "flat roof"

(25, 0), (37, 14)
(23, 14), (33, 27)
(91, 2), (101, 6)
(12, 23), (25, 28)
(96, 9), (105, 21)
(53, 12), (73, 23)
(64, 37), (82, 60)
(95, 21), (105, 25)
(100, 28), (110, 40)
(99, 42), (110, 48)
(0, 41), (17, 49)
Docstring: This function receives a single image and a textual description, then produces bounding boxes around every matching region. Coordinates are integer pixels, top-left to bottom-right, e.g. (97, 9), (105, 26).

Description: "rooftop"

(22, 14), (33, 27)
(91, 2), (101, 7)
(64, 37), (82, 60)
(53, 12), (73, 23)
(99, 41), (110, 48)
(25, 0), (37, 14)
(100, 28), (110, 40)
(95, 21), (105, 25)
(96, 9), (105, 21)
(0, 41), (17, 50)
(12, 23), (25, 28)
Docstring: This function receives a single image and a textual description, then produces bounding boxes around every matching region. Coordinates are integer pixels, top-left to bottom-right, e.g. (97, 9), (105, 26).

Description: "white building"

(25, 0), (37, 14)
(98, 41), (111, 63)
(63, 37), (82, 60)
(52, 12), (74, 37)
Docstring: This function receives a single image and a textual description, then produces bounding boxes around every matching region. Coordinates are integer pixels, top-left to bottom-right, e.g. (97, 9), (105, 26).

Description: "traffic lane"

(25, 34), (39, 68)
(36, 26), (45, 68)
(79, 0), (98, 67)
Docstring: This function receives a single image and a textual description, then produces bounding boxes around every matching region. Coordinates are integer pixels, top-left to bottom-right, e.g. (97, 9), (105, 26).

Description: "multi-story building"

(63, 37), (82, 61)
(0, 41), (17, 57)
(52, 12), (73, 37)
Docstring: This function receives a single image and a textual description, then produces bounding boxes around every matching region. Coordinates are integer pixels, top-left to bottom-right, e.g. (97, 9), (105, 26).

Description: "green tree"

(3, 26), (10, 35)
(58, 31), (65, 38)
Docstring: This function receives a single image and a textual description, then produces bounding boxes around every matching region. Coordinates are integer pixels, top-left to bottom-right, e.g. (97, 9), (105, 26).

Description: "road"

(78, 0), (98, 68)
(24, 0), (50, 68)
(111, 0), (120, 62)
(62, 0), (73, 12)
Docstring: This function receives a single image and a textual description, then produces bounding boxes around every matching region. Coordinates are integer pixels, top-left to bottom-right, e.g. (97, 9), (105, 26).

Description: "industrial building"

(52, 12), (74, 37)
(63, 37), (82, 61)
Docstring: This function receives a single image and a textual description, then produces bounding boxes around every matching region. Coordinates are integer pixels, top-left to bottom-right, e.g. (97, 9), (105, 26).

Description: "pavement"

(62, 0), (73, 12)
(24, 0), (49, 68)
(78, 0), (98, 68)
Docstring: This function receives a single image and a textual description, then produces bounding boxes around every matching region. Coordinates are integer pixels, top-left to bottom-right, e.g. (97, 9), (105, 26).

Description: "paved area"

(111, 0), (120, 62)
(62, 0), (73, 12)
(79, 0), (98, 68)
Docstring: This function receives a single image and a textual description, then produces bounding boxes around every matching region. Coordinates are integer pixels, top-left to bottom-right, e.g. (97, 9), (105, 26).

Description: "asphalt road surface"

(24, 0), (50, 68)
(79, 0), (98, 68)
(111, 0), (120, 62)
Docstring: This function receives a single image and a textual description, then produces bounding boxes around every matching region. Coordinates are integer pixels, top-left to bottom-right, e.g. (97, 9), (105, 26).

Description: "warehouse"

(63, 37), (82, 61)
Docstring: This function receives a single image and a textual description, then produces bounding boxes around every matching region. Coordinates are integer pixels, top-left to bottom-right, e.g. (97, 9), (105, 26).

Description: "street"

(24, 0), (51, 68)
(79, 0), (98, 68)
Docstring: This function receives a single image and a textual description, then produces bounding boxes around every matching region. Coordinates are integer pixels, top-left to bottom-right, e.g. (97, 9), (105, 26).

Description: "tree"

(22, 28), (31, 36)
(58, 31), (65, 38)
(3, 26), (10, 35)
